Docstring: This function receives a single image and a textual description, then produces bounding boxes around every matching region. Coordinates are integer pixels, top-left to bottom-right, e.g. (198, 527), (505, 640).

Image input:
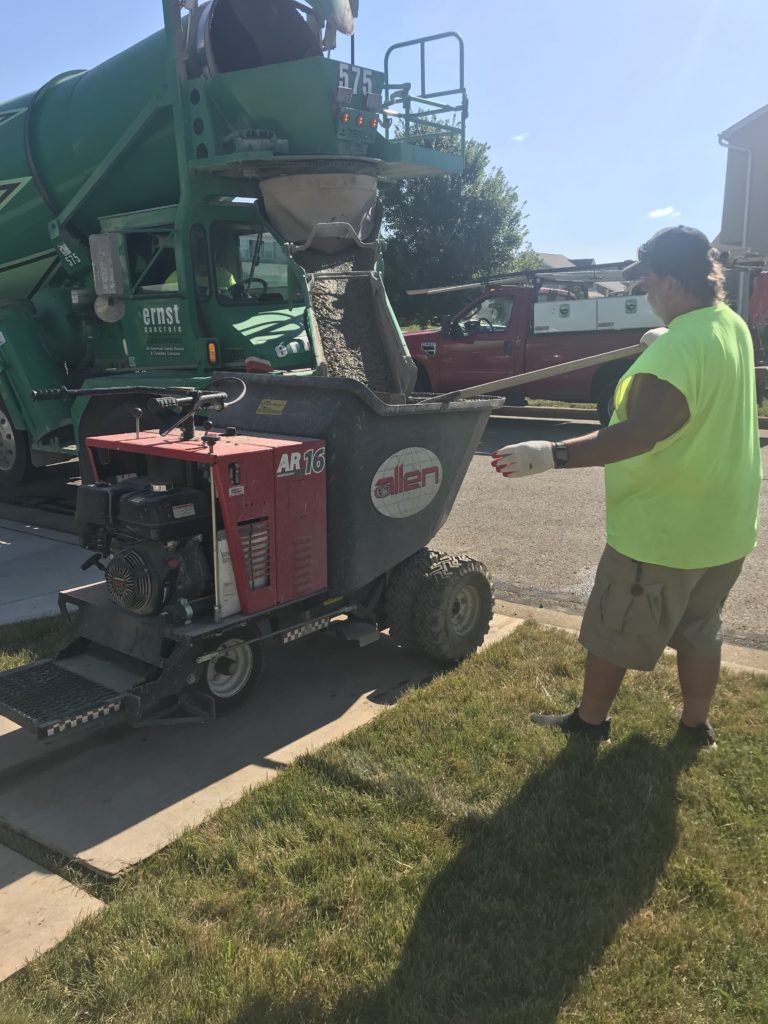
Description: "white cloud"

(648, 206), (682, 219)
(511, 131), (529, 143)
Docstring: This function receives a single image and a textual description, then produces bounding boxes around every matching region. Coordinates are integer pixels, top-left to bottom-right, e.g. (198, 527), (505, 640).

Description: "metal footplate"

(0, 660), (124, 739)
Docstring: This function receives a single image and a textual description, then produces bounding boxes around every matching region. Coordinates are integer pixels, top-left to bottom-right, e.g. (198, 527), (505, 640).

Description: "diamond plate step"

(0, 661), (124, 739)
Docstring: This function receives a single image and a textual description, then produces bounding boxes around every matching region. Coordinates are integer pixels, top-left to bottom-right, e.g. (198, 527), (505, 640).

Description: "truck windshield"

(458, 294), (514, 333)
(211, 222), (290, 305)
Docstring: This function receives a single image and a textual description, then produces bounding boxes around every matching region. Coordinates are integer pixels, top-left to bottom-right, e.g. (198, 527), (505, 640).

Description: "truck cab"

(96, 203), (313, 377)
(405, 279), (663, 420)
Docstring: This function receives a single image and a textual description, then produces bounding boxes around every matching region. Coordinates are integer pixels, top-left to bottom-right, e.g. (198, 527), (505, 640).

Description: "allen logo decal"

(371, 447), (442, 519)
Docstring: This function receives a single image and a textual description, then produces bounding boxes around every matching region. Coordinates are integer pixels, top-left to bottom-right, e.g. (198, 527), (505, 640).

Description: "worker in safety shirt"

(492, 226), (762, 747)
(164, 266), (237, 293)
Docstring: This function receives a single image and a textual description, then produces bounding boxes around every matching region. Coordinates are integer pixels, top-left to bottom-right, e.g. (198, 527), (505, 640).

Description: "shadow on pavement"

(0, 632), (443, 875)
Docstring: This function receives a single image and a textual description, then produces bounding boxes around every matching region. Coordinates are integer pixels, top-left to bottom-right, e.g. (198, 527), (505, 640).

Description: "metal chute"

(305, 0), (356, 35)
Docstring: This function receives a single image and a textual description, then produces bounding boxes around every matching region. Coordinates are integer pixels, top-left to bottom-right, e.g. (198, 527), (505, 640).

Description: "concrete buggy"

(0, 376), (501, 740)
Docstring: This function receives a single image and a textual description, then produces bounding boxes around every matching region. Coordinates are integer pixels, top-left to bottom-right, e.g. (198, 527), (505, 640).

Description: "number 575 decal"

(338, 63), (373, 95)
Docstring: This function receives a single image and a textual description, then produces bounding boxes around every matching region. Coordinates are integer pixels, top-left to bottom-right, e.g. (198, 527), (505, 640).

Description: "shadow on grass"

(238, 734), (700, 1024)
(365, 735), (699, 1023)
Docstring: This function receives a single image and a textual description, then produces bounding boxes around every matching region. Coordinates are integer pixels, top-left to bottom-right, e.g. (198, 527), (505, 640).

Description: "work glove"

(492, 441), (555, 478)
(640, 327), (667, 348)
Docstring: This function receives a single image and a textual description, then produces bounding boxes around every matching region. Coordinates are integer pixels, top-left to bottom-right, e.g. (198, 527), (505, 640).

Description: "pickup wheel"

(596, 380), (619, 426)
(415, 366), (432, 393)
(0, 401), (32, 490)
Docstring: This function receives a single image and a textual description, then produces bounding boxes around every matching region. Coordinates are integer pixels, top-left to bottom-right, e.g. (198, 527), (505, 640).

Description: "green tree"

(381, 137), (538, 325)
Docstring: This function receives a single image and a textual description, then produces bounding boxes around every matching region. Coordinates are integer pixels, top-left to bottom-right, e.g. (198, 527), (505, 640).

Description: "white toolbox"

(596, 294), (662, 331)
(533, 293), (662, 334)
(533, 297), (598, 334)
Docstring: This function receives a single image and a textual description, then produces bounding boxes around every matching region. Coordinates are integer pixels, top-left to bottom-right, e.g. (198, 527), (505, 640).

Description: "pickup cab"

(404, 282), (663, 423)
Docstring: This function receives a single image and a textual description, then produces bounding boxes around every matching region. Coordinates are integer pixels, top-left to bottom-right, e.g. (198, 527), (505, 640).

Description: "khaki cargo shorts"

(579, 545), (745, 671)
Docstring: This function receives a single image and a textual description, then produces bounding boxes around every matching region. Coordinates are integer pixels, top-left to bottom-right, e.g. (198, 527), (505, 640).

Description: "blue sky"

(2, 0), (766, 262)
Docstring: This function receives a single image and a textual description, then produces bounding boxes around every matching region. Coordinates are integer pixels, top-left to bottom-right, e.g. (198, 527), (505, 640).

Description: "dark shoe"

(676, 719), (717, 748)
(530, 707), (611, 742)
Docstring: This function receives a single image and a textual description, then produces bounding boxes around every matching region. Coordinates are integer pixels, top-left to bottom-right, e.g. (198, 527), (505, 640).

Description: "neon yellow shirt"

(163, 268), (236, 290)
(605, 303), (762, 568)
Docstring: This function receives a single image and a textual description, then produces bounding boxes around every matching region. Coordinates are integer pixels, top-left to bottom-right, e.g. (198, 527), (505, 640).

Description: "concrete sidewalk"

(0, 519), (101, 626)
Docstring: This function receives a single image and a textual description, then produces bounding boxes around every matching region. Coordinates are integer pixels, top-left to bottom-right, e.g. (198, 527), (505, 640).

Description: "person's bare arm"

(560, 374), (690, 468)
(491, 373), (690, 478)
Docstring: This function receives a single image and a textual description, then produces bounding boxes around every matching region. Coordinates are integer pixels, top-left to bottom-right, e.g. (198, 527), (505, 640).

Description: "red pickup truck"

(404, 281), (663, 423)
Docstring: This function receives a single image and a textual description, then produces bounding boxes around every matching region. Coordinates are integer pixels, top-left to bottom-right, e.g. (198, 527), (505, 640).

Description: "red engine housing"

(86, 431), (327, 616)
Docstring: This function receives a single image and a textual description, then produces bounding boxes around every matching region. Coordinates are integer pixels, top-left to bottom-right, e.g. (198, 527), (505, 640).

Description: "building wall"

(721, 114), (768, 258)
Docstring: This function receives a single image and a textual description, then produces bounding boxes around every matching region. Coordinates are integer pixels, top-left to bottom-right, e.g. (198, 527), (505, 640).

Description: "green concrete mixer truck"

(0, 0), (467, 486)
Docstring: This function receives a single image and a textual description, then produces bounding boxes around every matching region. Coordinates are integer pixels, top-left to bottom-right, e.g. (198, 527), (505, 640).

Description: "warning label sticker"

(172, 503), (196, 520)
(257, 399), (287, 416)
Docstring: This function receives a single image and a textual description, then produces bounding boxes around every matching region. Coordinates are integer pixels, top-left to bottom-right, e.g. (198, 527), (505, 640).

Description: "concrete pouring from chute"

(304, 0), (357, 46)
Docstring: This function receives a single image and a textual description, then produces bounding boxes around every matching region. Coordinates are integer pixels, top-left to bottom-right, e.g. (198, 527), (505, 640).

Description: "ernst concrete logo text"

(141, 304), (182, 335)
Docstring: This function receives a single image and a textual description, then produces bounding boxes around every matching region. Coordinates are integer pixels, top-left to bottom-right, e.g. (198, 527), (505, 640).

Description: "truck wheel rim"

(0, 412), (17, 472)
(451, 583), (480, 637)
(206, 640), (252, 699)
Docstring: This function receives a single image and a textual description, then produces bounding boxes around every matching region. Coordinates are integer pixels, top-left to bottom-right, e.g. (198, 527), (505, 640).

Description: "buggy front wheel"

(197, 638), (263, 713)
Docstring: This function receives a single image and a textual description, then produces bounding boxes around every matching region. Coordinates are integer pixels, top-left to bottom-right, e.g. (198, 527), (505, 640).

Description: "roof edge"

(720, 102), (768, 142)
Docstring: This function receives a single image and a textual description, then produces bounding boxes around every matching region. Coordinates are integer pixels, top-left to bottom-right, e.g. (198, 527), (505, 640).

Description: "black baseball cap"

(623, 225), (713, 281)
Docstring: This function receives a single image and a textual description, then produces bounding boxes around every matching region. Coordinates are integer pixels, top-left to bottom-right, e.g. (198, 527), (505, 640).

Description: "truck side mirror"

(440, 314), (453, 336)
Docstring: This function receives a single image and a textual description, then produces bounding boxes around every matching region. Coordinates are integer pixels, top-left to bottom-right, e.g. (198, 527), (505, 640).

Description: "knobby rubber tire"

(385, 548), (441, 651)
(413, 553), (494, 662)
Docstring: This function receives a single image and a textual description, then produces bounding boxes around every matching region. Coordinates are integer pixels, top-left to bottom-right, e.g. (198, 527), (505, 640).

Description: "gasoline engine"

(78, 477), (213, 618)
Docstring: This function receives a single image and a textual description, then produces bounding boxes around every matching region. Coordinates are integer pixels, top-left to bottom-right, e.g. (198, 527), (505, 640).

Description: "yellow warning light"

(207, 341), (219, 365)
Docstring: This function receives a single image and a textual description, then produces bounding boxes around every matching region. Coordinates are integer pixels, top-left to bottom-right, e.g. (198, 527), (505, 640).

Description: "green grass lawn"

(0, 617), (73, 672)
(526, 399), (597, 410)
(2, 620), (768, 1023)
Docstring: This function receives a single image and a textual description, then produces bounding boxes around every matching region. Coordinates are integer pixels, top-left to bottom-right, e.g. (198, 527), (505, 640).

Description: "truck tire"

(596, 380), (619, 426)
(415, 366), (432, 393)
(0, 400), (32, 489)
(197, 638), (263, 714)
(413, 553), (494, 662)
(385, 548), (440, 650)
